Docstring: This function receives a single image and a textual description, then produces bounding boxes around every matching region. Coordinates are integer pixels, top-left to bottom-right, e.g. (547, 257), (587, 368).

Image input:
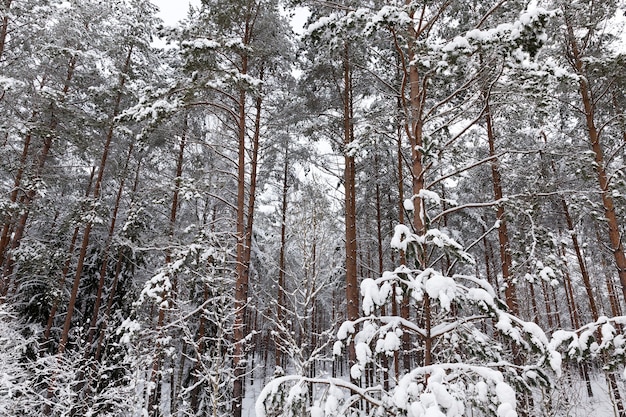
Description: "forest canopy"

(1, 0), (626, 416)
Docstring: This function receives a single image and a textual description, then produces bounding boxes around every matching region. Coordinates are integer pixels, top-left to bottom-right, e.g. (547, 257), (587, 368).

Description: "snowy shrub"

(257, 227), (560, 417)
(550, 315), (626, 371)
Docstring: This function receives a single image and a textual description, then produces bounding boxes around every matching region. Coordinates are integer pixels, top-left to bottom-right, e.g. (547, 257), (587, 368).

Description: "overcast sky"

(151, 0), (200, 26)
(150, 0), (310, 35)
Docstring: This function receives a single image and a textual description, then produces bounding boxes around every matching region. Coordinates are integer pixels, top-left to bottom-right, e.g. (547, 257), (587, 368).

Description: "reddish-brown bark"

(58, 47), (132, 355)
(566, 20), (626, 306)
(484, 99), (517, 315)
(232, 9), (256, 415)
(84, 141), (135, 350)
(343, 43), (359, 362)
(1, 54), (77, 296)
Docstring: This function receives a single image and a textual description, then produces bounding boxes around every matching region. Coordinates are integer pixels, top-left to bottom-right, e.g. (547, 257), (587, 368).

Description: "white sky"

(151, 0), (200, 26)
(150, 0), (310, 33)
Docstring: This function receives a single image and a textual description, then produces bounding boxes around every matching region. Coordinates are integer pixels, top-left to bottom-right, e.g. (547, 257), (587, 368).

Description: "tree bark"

(84, 141), (134, 351)
(58, 47), (132, 355)
(0, 0), (11, 61)
(484, 99), (517, 314)
(562, 199), (599, 319)
(276, 141), (289, 369)
(1, 54), (77, 296)
(566, 20), (626, 305)
(342, 43), (359, 370)
(232, 12), (254, 416)
(147, 115), (188, 415)
(40, 167), (96, 347)
(93, 157), (143, 363)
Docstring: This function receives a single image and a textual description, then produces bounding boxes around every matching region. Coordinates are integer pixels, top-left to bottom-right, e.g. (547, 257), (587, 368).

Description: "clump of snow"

(304, 12), (339, 37)
(442, 35), (471, 52)
(332, 341), (343, 356)
(404, 198), (415, 211)
(548, 350), (562, 377)
(137, 270), (172, 307)
(117, 318), (141, 344)
(361, 278), (381, 315)
(325, 385), (345, 416)
(418, 189), (441, 205)
(310, 405), (323, 417)
(495, 382), (517, 417)
(390, 224), (414, 252)
(355, 342), (371, 366)
(439, 4), (553, 61)
(375, 330), (401, 356)
(538, 265), (556, 281)
(466, 287), (495, 310)
(423, 270), (456, 311)
(337, 321), (355, 341)
(181, 38), (219, 49)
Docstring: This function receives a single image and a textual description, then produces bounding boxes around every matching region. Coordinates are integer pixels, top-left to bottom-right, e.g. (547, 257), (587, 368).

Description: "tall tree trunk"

(147, 115), (188, 416)
(374, 149), (389, 390)
(232, 14), (253, 416)
(342, 43), (359, 372)
(276, 141), (289, 369)
(566, 20), (626, 305)
(93, 157), (143, 363)
(559, 243), (580, 328)
(484, 98), (517, 314)
(1, 54), (77, 297)
(0, 130), (31, 270)
(84, 141), (134, 351)
(42, 168), (96, 347)
(57, 47), (132, 355)
(236, 71), (263, 404)
(562, 20), (626, 412)
(560, 240), (594, 397)
(562, 199), (599, 319)
(483, 90), (529, 414)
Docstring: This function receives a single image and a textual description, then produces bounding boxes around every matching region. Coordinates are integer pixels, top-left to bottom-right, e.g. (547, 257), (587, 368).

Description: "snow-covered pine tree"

(256, 219), (562, 416)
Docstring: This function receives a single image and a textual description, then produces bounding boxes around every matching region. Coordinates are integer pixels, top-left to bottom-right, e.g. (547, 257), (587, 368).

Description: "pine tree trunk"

(559, 243), (580, 328)
(394, 94), (411, 373)
(232, 17), (252, 415)
(84, 141), (134, 350)
(342, 43), (359, 380)
(484, 99), (517, 315)
(0, 0), (11, 61)
(147, 115), (187, 415)
(374, 149), (390, 389)
(562, 199), (599, 319)
(42, 168), (96, 347)
(342, 42), (359, 371)
(190, 282), (209, 411)
(276, 143), (289, 369)
(566, 21), (626, 305)
(93, 155), (143, 364)
(57, 47), (132, 355)
(399, 1), (430, 373)
(1, 54), (77, 297)
(0, 131), (31, 271)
